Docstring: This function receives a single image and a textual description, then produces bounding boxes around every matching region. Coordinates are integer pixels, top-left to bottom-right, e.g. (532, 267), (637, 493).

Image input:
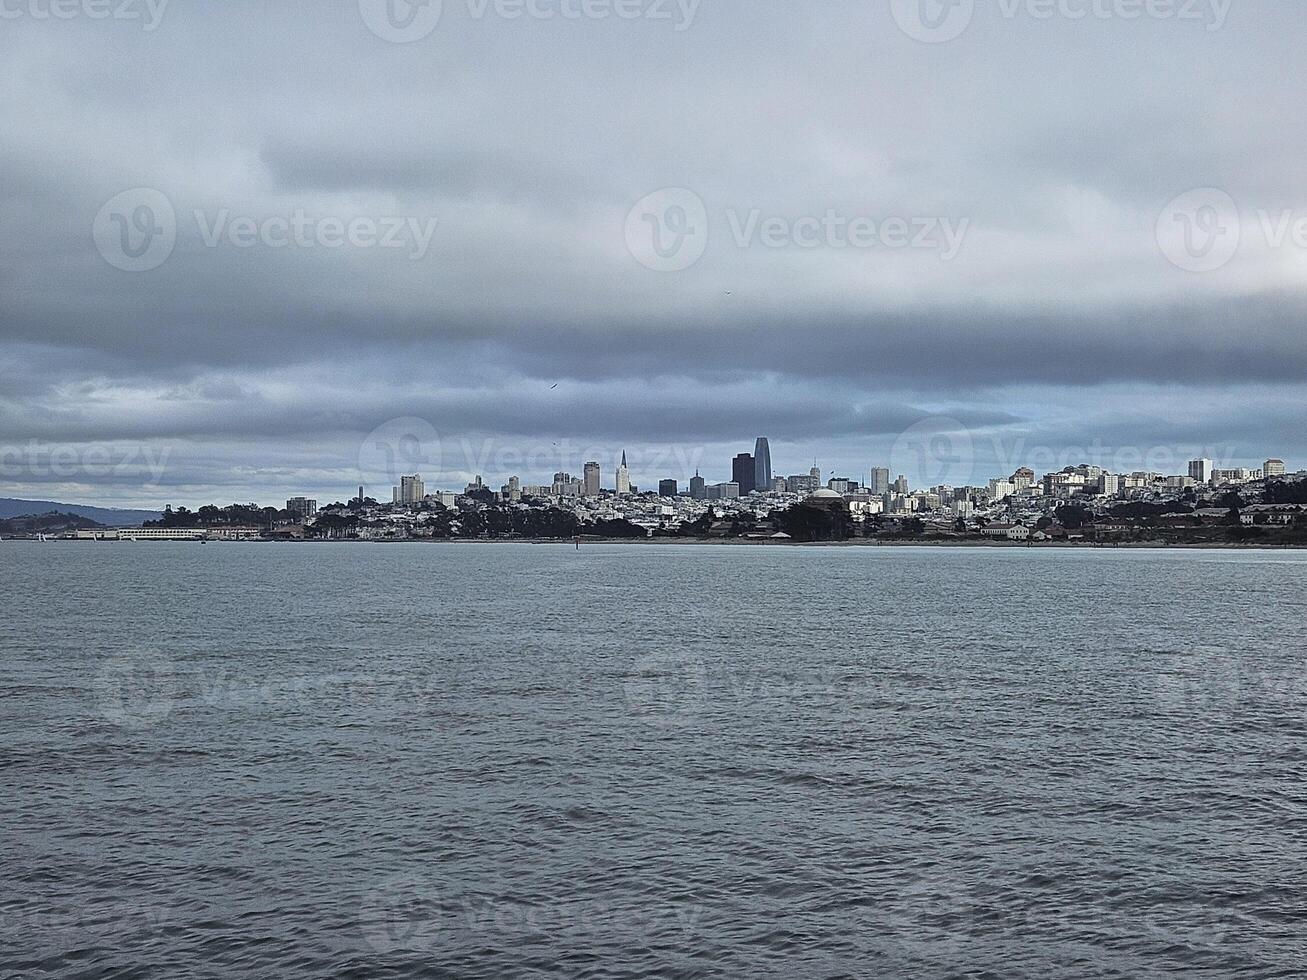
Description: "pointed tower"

(616, 451), (632, 495)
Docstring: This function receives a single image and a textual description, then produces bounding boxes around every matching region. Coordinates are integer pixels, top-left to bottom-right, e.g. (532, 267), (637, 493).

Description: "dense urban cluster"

(11, 437), (1305, 544)
(28, 438), (1302, 546)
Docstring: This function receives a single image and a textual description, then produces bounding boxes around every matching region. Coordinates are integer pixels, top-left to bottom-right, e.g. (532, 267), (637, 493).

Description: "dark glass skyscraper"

(732, 453), (756, 495)
(754, 438), (772, 493)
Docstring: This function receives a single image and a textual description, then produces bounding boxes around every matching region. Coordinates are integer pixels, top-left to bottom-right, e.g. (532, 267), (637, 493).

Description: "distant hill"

(0, 498), (163, 526)
(0, 512), (105, 535)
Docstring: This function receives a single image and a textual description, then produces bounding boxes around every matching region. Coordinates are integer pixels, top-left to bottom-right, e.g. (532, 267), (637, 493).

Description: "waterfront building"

(754, 438), (772, 494)
(732, 453), (756, 495)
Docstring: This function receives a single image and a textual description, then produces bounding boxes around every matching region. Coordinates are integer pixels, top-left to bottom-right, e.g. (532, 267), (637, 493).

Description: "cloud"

(2, 2), (1307, 504)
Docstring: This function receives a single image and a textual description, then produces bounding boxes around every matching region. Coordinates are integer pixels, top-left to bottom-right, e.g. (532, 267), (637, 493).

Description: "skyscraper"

(1188, 458), (1214, 484)
(286, 497), (317, 521)
(754, 438), (772, 494)
(733, 453), (756, 495)
(869, 467), (890, 495)
(393, 474), (425, 504)
(616, 452), (631, 494)
(1265, 459), (1286, 479)
(583, 461), (601, 497)
(690, 471), (706, 500)
(659, 479), (678, 497)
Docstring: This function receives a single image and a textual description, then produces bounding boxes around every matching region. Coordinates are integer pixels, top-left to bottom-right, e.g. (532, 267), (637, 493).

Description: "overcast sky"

(3, 0), (1306, 507)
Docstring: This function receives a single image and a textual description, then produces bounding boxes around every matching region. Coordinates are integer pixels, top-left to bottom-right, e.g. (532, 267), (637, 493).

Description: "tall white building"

(1188, 458), (1214, 484)
(1265, 459), (1287, 479)
(393, 474), (425, 504)
(988, 479), (1016, 502)
(616, 452), (631, 495)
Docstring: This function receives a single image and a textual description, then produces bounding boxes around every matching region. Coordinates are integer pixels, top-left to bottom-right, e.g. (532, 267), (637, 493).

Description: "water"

(2, 542), (1305, 978)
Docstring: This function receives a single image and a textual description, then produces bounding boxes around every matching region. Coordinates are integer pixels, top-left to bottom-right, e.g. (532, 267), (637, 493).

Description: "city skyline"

(252, 444), (1293, 514)
(4, 430), (1292, 512)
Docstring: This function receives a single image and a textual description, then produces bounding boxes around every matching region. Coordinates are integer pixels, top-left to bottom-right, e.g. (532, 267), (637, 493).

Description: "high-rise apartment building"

(732, 453), (756, 495)
(393, 474), (425, 504)
(286, 497), (317, 521)
(1188, 458), (1214, 484)
(1265, 459), (1287, 479)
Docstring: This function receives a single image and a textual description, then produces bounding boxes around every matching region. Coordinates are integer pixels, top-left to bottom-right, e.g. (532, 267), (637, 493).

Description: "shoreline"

(13, 537), (1306, 551)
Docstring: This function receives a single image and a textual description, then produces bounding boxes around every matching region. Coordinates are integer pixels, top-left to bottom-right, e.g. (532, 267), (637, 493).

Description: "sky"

(2, 0), (1306, 507)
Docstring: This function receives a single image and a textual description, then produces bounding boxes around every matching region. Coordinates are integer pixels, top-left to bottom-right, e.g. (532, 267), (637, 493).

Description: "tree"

(1055, 504), (1091, 529)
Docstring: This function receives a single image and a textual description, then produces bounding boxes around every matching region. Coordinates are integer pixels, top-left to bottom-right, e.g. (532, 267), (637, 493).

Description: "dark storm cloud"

(7, 292), (1307, 390)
